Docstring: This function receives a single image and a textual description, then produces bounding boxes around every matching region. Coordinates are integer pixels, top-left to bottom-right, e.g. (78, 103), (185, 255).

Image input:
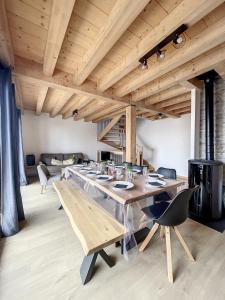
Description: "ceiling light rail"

(139, 24), (187, 69)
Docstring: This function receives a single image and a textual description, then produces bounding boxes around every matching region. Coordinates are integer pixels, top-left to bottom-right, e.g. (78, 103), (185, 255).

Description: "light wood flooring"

(1, 181), (225, 300)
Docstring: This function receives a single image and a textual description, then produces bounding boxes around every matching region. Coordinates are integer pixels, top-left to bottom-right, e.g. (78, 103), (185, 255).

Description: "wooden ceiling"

(1, 0), (225, 122)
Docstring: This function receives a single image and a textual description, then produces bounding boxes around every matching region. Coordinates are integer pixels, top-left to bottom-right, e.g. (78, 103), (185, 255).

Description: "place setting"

(145, 173), (167, 188)
(111, 181), (134, 191)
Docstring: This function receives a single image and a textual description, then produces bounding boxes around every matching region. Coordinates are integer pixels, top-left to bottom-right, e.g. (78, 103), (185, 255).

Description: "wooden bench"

(53, 180), (125, 284)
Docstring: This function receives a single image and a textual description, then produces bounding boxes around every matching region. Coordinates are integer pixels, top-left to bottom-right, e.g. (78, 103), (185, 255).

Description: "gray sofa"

(39, 153), (84, 175)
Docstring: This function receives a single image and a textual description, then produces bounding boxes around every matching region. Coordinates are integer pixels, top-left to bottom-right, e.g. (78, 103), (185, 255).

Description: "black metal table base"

(80, 250), (115, 285)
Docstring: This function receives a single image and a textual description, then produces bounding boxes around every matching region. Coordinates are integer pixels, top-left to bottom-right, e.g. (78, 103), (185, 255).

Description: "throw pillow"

(51, 158), (62, 166)
(62, 158), (74, 166)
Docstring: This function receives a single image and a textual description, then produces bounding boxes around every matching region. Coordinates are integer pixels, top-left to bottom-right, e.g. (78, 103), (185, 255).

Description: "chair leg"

(160, 225), (165, 239)
(139, 223), (159, 252)
(165, 226), (173, 283)
(41, 185), (44, 194)
(173, 227), (195, 262)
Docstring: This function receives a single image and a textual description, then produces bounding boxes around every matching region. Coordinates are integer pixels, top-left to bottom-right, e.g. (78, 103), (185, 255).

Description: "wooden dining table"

(64, 166), (186, 255)
(65, 166), (185, 206)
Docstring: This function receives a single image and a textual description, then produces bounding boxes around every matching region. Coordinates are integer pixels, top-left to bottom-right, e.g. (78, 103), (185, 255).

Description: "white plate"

(73, 164), (84, 168)
(148, 173), (164, 179)
(96, 175), (113, 181)
(115, 165), (125, 169)
(147, 179), (166, 187)
(132, 169), (141, 174)
(80, 167), (92, 172)
(86, 171), (101, 177)
(112, 181), (134, 190)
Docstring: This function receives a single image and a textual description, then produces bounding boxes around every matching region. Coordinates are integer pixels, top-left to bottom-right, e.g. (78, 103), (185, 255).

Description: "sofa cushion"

(62, 158), (74, 166)
(40, 153), (63, 166)
(51, 158), (63, 166)
(63, 153), (84, 164)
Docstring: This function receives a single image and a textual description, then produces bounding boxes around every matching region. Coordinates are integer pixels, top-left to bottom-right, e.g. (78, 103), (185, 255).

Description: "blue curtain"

(0, 64), (25, 237)
(18, 110), (27, 186)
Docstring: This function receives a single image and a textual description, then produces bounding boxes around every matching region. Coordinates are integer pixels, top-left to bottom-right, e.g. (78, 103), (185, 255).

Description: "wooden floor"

(1, 181), (225, 300)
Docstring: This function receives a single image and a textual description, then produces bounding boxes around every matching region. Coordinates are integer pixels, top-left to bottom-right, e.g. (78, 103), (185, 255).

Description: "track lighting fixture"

(173, 33), (186, 49)
(156, 49), (166, 62)
(139, 24), (187, 68)
(72, 109), (78, 117)
(139, 58), (148, 70)
(173, 34), (183, 44)
(157, 113), (165, 119)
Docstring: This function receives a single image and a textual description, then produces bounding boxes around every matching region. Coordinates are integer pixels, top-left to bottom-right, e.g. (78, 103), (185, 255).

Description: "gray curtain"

(0, 64), (25, 237)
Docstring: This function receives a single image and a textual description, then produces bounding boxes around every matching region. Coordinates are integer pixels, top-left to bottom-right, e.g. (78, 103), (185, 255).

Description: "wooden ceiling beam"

(63, 95), (94, 119)
(92, 109), (126, 123)
(74, 0), (149, 85)
(144, 86), (189, 106)
(0, 0), (14, 66)
(179, 78), (203, 90)
(166, 100), (191, 112)
(85, 104), (121, 122)
(116, 16), (225, 97)
(172, 107), (191, 115)
(13, 56), (130, 106)
(50, 91), (74, 117)
(88, 99), (179, 123)
(75, 100), (106, 121)
(36, 86), (48, 115)
(140, 112), (156, 119)
(43, 0), (76, 76)
(135, 102), (179, 118)
(61, 94), (80, 116)
(132, 43), (225, 101)
(13, 57), (188, 118)
(97, 0), (223, 92)
(214, 61), (225, 80)
(153, 93), (191, 109)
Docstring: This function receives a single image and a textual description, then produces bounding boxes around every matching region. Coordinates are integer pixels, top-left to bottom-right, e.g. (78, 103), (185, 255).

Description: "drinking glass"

(127, 169), (134, 182)
(143, 166), (148, 177)
(116, 167), (122, 180)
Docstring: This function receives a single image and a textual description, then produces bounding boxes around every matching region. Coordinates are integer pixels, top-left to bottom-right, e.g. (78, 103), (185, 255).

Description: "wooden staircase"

(97, 114), (143, 165)
(97, 115), (125, 150)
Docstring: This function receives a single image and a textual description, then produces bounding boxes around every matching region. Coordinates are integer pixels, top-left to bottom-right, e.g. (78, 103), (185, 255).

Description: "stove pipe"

(204, 75), (214, 160)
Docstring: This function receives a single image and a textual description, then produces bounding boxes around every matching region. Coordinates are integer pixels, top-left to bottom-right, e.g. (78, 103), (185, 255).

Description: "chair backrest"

(156, 186), (199, 226)
(37, 164), (50, 185)
(157, 167), (177, 179)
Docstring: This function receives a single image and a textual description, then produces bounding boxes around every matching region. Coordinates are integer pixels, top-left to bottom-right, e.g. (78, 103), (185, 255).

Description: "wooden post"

(126, 105), (136, 164)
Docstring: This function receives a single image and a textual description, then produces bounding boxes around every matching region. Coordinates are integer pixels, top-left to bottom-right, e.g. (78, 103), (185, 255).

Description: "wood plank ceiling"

(1, 0), (225, 122)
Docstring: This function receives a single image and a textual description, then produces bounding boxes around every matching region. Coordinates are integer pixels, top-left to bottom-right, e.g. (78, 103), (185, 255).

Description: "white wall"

(137, 114), (191, 176)
(22, 111), (113, 161)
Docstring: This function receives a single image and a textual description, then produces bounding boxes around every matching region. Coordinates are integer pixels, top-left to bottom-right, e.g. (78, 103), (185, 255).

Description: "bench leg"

(80, 253), (98, 285)
(99, 250), (115, 267)
(80, 250), (115, 285)
(115, 241), (121, 248)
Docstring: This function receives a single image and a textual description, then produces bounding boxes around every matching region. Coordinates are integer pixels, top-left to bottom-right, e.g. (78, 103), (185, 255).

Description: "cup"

(143, 166), (148, 178)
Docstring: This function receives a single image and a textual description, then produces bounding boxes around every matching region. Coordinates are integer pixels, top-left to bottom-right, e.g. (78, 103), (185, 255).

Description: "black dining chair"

(140, 186), (199, 283)
(154, 167), (177, 203)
